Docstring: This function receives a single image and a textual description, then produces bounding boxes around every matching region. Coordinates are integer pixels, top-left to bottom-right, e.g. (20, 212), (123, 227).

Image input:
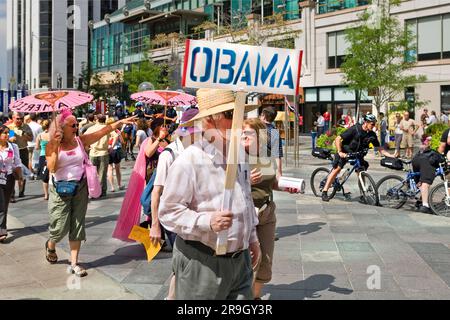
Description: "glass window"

(320, 88), (332, 101)
(305, 89), (318, 102)
(442, 86), (450, 115)
(328, 32), (336, 68)
(443, 15), (450, 59)
(405, 20), (417, 62)
(334, 87), (356, 101)
(418, 16), (441, 61)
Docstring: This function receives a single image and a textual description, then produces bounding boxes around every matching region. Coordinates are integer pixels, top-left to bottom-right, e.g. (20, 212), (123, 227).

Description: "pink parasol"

(130, 90), (197, 108)
(131, 90), (197, 126)
(9, 90), (94, 113)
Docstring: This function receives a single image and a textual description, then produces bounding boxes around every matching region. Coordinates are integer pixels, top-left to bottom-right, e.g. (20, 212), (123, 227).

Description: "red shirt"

(323, 112), (331, 121)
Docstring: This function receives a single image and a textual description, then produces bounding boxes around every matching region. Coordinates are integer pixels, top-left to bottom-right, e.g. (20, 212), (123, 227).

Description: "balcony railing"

(316, 0), (370, 15)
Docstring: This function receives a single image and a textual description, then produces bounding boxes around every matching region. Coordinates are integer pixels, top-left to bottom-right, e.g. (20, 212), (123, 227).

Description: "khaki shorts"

(401, 134), (414, 148)
(48, 179), (89, 243)
(254, 201), (277, 284)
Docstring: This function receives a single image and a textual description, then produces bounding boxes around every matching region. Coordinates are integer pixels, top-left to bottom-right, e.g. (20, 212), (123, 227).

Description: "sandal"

(69, 264), (88, 277)
(45, 240), (58, 264)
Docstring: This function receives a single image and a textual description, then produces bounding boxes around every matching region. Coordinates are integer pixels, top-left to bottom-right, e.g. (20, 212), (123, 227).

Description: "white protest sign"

(182, 40), (303, 255)
(182, 40), (303, 96)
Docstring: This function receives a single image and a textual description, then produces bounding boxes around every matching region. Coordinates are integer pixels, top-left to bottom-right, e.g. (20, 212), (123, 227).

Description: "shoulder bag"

(76, 137), (102, 199)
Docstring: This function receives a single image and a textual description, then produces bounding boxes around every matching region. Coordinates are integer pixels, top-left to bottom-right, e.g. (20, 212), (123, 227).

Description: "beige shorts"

(401, 134), (414, 148)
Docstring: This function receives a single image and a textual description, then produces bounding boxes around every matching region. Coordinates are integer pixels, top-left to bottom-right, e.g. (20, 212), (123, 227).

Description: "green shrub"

(425, 123), (449, 150)
(316, 127), (347, 152)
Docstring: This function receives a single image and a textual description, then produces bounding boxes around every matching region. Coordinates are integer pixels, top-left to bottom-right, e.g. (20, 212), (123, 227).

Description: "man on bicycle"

(413, 135), (446, 213)
(322, 114), (394, 202)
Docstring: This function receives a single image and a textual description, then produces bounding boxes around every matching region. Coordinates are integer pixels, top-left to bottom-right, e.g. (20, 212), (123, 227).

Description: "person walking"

(0, 125), (23, 242)
(8, 112), (33, 198)
(45, 109), (135, 276)
(428, 110), (438, 125)
(260, 107), (283, 178)
(35, 120), (51, 200)
(440, 112), (449, 125)
(323, 111), (331, 133)
(315, 112), (325, 137)
(25, 113), (43, 179)
(393, 113), (403, 158)
(159, 88), (261, 300)
(106, 117), (125, 193)
(150, 108), (200, 300)
(135, 119), (152, 150)
(379, 112), (388, 149)
(85, 114), (110, 198)
(242, 118), (298, 300)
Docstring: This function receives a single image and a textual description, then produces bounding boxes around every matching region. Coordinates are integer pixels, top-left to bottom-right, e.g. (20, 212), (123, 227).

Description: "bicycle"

(310, 149), (378, 205)
(376, 159), (446, 210)
(428, 162), (450, 217)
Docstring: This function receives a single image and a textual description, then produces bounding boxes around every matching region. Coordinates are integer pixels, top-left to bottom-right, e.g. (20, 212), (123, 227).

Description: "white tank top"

(54, 139), (85, 182)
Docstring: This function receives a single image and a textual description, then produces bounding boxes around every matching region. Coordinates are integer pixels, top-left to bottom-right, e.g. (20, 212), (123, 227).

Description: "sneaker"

(358, 196), (367, 204)
(419, 205), (433, 214)
(18, 192), (25, 198)
(322, 192), (330, 202)
(415, 200), (422, 209)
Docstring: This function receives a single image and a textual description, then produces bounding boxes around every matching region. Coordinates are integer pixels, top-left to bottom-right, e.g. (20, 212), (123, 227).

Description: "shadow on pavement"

(265, 274), (353, 300)
(277, 222), (327, 239)
(6, 215), (120, 243)
(85, 244), (172, 268)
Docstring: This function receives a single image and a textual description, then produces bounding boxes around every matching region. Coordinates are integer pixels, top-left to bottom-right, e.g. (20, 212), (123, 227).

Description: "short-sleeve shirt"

(133, 109), (145, 119)
(7, 123), (33, 149)
(154, 138), (184, 187)
(266, 123), (283, 159)
(440, 129), (450, 155)
(340, 124), (380, 153)
(400, 119), (416, 135)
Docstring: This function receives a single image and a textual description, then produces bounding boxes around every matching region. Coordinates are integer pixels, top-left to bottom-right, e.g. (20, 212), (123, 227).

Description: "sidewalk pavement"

(3, 145), (450, 300)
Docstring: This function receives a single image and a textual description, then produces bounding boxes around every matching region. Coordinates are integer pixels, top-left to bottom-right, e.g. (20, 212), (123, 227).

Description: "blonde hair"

(106, 117), (116, 126)
(41, 120), (50, 131)
(243, 118), (268, 155)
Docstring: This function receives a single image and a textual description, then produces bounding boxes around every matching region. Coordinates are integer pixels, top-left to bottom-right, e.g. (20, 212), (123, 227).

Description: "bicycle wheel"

(358, 171), (378, 206)
(376, 175), (408, 209)
(310, 167), (336, 198)
(429, 183), (450, 217)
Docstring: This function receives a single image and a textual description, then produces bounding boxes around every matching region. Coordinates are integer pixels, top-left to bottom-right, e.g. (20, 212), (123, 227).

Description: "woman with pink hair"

(45, 109), (135, 277)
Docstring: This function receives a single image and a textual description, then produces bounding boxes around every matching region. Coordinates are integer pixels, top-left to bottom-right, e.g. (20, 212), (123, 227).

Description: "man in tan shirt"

(400, 111), (418, 159)
(85, 114), (110, 197)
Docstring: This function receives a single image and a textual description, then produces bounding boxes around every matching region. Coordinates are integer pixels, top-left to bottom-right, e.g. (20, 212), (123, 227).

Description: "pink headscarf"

(112, 137), (150, 241)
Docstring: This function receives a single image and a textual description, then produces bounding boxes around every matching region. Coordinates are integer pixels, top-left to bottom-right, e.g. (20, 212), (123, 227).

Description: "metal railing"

(316, 0), (370, 15)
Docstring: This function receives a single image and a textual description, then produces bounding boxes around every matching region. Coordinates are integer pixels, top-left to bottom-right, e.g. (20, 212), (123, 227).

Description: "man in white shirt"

(159, 89), (261, 300)
(25, 114), (43, 178)
(428, 111), (438, 125)
(441, 112), (449, 125)
(315, 112), (325, 136)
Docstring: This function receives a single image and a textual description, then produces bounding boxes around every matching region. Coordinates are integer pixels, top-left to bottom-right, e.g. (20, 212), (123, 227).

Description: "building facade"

(6, 0), (128, 92)
(90, 0), (450, 132)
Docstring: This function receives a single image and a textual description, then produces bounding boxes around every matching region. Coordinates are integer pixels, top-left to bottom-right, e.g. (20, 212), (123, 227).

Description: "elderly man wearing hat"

(159, 89), (261, 300)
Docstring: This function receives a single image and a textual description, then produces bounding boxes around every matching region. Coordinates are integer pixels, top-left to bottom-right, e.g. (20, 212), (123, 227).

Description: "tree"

(340, 0), (427, 116)
(123, 60), (173, 94)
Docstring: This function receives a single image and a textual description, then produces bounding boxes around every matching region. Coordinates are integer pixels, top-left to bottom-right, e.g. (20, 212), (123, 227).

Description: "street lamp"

(138, 82), (155, 92)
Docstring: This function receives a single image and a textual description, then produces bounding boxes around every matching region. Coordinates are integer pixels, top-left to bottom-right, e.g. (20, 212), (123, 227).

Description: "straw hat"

(181, 88), (259, 127)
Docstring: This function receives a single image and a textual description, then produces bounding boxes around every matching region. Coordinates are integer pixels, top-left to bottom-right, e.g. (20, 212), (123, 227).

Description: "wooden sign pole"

(216, 91), (247, 255)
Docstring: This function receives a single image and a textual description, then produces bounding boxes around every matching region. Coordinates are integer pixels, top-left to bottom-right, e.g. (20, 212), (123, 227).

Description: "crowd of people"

(0, 89), (300, 301)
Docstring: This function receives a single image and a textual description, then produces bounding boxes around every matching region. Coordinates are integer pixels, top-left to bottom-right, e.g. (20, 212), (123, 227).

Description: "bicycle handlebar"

(346, 149), (369, 159)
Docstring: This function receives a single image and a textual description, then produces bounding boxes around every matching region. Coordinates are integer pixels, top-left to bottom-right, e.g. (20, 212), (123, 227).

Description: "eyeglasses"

(67, 124), (78, 129)
(223, 111), (234, 120)
(242, 130), (257, 137)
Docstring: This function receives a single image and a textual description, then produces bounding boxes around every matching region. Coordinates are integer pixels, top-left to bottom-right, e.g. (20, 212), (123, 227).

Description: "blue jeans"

(380, 132), (387, 148)
(311, 132), (317, 149)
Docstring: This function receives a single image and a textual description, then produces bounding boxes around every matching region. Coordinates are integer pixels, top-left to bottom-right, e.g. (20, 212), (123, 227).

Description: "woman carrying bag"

(45, 109), (136, 277)
(0, 125), (22, 243)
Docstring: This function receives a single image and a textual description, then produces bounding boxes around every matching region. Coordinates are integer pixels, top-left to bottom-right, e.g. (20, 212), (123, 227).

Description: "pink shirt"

(54, 139), (84, 182)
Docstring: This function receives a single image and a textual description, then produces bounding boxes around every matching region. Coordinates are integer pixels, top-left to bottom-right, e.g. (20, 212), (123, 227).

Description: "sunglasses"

(67, 123), (78, 129)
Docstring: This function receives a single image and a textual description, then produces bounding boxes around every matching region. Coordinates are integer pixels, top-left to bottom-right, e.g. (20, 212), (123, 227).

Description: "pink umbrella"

(9, 90), (94, 113)
(131, 90), (197, 126)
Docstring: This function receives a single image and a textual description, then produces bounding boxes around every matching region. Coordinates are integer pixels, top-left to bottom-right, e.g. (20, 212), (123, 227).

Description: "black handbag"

(312, 148), (332, 160)
(380, 157), (403, 171)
